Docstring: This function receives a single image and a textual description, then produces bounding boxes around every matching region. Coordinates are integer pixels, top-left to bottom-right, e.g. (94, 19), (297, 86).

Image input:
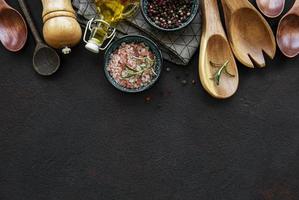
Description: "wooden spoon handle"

(202, 0), (223, 36)
(292, 0), (299, 13)
(17, 0), (43, 44)
(0, 0), (9, 10)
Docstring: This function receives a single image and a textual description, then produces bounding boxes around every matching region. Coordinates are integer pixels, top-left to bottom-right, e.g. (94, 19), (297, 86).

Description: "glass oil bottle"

(83, 0), (139, 53)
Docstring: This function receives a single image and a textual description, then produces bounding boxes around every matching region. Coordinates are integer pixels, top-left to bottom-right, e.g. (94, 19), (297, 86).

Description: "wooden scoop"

(277, 0), (299, 58)
(18, 0), (60, 76)
(0, 0), (27, 52)
(256, 0), (285, 18)
(221, 0), (276, 68)
(199, 0), (239, 99)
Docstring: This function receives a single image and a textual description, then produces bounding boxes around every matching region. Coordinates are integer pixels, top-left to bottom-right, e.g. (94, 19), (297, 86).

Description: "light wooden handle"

(202, 0), (223, 37)
(291, 0), (299, 13)
(0, 0), (9, 10)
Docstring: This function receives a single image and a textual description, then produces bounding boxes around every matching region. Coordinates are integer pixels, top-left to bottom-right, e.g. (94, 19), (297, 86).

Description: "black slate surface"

(1, 0), (299, 200)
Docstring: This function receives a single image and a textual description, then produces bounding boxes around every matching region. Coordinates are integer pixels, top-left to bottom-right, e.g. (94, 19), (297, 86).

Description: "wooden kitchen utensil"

(0, 0), (27, 52)
(18, 0), (60, 76)
(256, 0), (285, 18)
(199, 0), (239, 99)
(277, 0), (299, 58)
(221, 0), (276, 68)
(41, 0), (82, 54)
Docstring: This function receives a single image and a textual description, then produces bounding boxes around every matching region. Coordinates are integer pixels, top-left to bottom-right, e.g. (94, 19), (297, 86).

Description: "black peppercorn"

(147, 0), (192, 29)
(181, 80), (187, 85)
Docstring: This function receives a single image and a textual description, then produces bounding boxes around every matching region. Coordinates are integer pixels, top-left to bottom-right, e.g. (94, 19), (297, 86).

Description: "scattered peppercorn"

(181, 79), (187, 85)
(147, 0), (193, 29)
(145, 96), (151, 102)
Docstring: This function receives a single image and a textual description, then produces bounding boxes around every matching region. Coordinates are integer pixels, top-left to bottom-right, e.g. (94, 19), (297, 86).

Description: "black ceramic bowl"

(140, 0), (199, 32)
(104, 35), (163, 93)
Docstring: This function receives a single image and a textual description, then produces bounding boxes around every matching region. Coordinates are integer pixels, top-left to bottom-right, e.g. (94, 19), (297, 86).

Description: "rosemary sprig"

(125, 65), (139, 72)
(132, 55), (155, 63)
(121, 56), (156, 79)
(210, 60), (235, 86)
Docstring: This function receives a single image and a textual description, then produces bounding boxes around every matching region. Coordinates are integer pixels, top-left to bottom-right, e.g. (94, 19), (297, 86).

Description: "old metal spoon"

(199, 0), (239, 99)
(18, 0), (60, 76)
(221, 0), (276, 68)
(256, 0), (285, 18)
(277, 0), (299, 58)
(0, 0), (27, 52)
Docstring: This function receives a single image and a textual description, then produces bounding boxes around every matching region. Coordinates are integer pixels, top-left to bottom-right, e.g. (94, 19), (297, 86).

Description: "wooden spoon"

(0, 0), (27, 52)
(277, 0), (299, 58)
(221, 0), (276, 68)
(256, 0), (285, 18)
(18, 0), (60, 76)
(199, 0), (239, 99)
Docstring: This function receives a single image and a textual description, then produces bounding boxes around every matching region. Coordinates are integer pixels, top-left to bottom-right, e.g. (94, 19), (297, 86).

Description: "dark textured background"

(1, 0), (299, 199)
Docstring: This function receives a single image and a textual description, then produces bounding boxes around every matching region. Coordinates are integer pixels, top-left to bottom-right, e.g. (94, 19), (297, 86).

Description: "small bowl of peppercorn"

(141, 0), (199, 32)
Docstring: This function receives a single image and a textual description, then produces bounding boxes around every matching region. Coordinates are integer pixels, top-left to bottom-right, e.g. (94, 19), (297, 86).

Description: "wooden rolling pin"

(41, 0), (82, 54)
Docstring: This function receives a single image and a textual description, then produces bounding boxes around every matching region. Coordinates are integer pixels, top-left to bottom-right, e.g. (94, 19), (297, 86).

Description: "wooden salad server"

(277, 0), (299, 58)
(221, 0), (276, 68)
(0, 0), (27, 52)
(41, 0), (82, 54)
(256, 0), (285, 18)
(199, 0), (239, 99)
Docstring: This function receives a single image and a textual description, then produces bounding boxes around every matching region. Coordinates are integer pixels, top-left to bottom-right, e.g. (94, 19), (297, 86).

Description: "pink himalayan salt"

(107, 42), (156, 89)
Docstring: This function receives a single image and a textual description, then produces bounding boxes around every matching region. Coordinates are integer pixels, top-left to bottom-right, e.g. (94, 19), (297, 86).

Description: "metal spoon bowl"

(0, 0), (27, 52)
(256, 0), (285, 18)
(18, 0), (60, 76)
(277, 0), (299, 58)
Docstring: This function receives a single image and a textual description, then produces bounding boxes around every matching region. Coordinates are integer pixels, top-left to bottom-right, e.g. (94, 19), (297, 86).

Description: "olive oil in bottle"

(84, 0), (139, 53)
(95, 0), (125, 24)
